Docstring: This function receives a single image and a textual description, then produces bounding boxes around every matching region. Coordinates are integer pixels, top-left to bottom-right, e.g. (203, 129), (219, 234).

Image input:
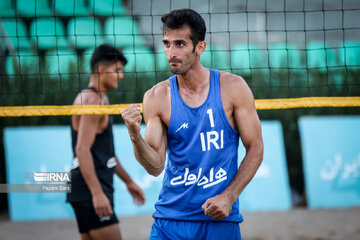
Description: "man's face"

(99, 61), (124, 90)
(162, 25), (197, 74)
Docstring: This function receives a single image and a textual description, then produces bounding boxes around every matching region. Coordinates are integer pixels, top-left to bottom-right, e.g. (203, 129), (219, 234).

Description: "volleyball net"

(0, 0), (360, 117)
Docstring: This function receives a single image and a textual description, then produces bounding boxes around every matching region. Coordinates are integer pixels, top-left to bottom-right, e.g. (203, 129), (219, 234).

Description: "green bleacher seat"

(1, 19), (31, 51)
(230, 44), (250, 75)
(306, 42), (337, 70)
(4, 54), (22, 96)
(53, 0), (89, 17)
(212, 45), (230, 71)
(6, 51), (40, 76)
(200, 44), (230, 71)
(89, 0), (126, 16)
(122, 47), (155, 74)
(0, 0), (16, 17)
(230, 44), (265, 75)
(80, 48), (94, 74)
(16, 0), (53, 17)
(5, 55), (15, 76)
(154, 50), (169, 71)
(104, 17), (145, 49)
(337, 42), (360, 93)
(307, 42), (342, 89)
(200, 46), (211, 68)
(339, 41), (360, 67)
(268, 43), (303, 69)
(42, 49), (80, 94)
(43, 49), (79, 77)
(68, 17), (104, 50)
(30, 18), (68, 50)
(230, 44), (271, 89)
(268, 43), (306, 87)
(154, 50), (172, 79)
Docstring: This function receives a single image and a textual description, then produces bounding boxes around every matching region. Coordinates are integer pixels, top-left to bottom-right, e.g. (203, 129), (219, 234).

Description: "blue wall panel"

(4, 121), (291, 220)
(238, 121), (292, 212)
(299, 116), (360, 209)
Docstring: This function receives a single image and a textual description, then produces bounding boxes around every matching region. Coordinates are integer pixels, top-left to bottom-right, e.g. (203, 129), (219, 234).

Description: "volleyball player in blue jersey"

(122, 9), (263, 240)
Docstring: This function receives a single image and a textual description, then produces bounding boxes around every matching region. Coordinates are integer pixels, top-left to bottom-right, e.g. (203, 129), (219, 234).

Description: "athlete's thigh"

(81, 233), (92, 240)
(89, 223), (122, 240)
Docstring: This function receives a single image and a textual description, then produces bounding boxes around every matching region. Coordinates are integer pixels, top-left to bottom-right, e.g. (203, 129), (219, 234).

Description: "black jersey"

(67, 88), (117, 203)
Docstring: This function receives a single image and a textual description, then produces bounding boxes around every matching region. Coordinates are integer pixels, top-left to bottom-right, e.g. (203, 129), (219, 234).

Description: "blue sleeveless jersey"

(153, 69), (243, 223)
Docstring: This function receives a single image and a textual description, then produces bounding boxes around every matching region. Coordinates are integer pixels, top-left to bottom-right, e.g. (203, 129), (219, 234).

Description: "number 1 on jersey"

(207, 108), (215, 128)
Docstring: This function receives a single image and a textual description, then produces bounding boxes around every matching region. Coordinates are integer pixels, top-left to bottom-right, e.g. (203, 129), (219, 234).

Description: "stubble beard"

(169, 57), (195, 75)
(170, 66), (183, 74)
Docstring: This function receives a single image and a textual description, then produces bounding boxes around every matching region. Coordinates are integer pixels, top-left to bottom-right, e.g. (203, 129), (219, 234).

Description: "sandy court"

(0, 207), (359, 240)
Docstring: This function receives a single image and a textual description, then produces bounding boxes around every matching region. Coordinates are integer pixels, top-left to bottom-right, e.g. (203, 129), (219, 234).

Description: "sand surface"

(0, 207), (359, 240)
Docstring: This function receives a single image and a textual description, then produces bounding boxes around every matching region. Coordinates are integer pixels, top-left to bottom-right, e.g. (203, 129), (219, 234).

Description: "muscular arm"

(222, 81), (263, 202)
(121, 84), (168, 177)
(203, 75), (264, 219)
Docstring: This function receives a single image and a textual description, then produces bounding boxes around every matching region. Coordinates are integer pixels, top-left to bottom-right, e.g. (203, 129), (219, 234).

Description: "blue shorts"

(148, 218), (241, 240)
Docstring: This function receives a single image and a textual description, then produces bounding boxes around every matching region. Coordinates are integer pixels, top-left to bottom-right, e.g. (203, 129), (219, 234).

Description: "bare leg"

(81, 233), (93, 240)
(88, 223), (122, 240)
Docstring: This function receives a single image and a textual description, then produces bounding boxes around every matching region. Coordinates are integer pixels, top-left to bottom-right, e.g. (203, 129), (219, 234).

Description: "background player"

(67, 44), (146, 240)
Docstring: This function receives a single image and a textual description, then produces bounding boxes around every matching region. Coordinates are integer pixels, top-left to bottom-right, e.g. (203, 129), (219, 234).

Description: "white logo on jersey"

(175, 122), (189, 133)
(170, 167), (227, 189)
(72, 157), (79, 169)
(106, 157), (117, 168)
(99, 216), (111, 222)
(72, 157), (117, 169)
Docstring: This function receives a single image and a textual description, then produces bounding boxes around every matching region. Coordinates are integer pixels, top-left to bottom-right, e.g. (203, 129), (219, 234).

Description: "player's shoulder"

(144, 79), (170, 102)
(143, 79), (170, 117)
(73, 89), (101, 105)
(219, 71), (249, 91)
(219, 71), (255, 107)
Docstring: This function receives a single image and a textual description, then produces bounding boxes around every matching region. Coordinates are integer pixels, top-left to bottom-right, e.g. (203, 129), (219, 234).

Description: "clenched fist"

(202, 194), (233, 219)
(121, 104), (142, 141)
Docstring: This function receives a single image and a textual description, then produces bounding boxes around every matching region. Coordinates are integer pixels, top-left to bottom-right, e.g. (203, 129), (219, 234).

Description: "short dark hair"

(90, 44), (127, 73)
(161, 9), (206, 48)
